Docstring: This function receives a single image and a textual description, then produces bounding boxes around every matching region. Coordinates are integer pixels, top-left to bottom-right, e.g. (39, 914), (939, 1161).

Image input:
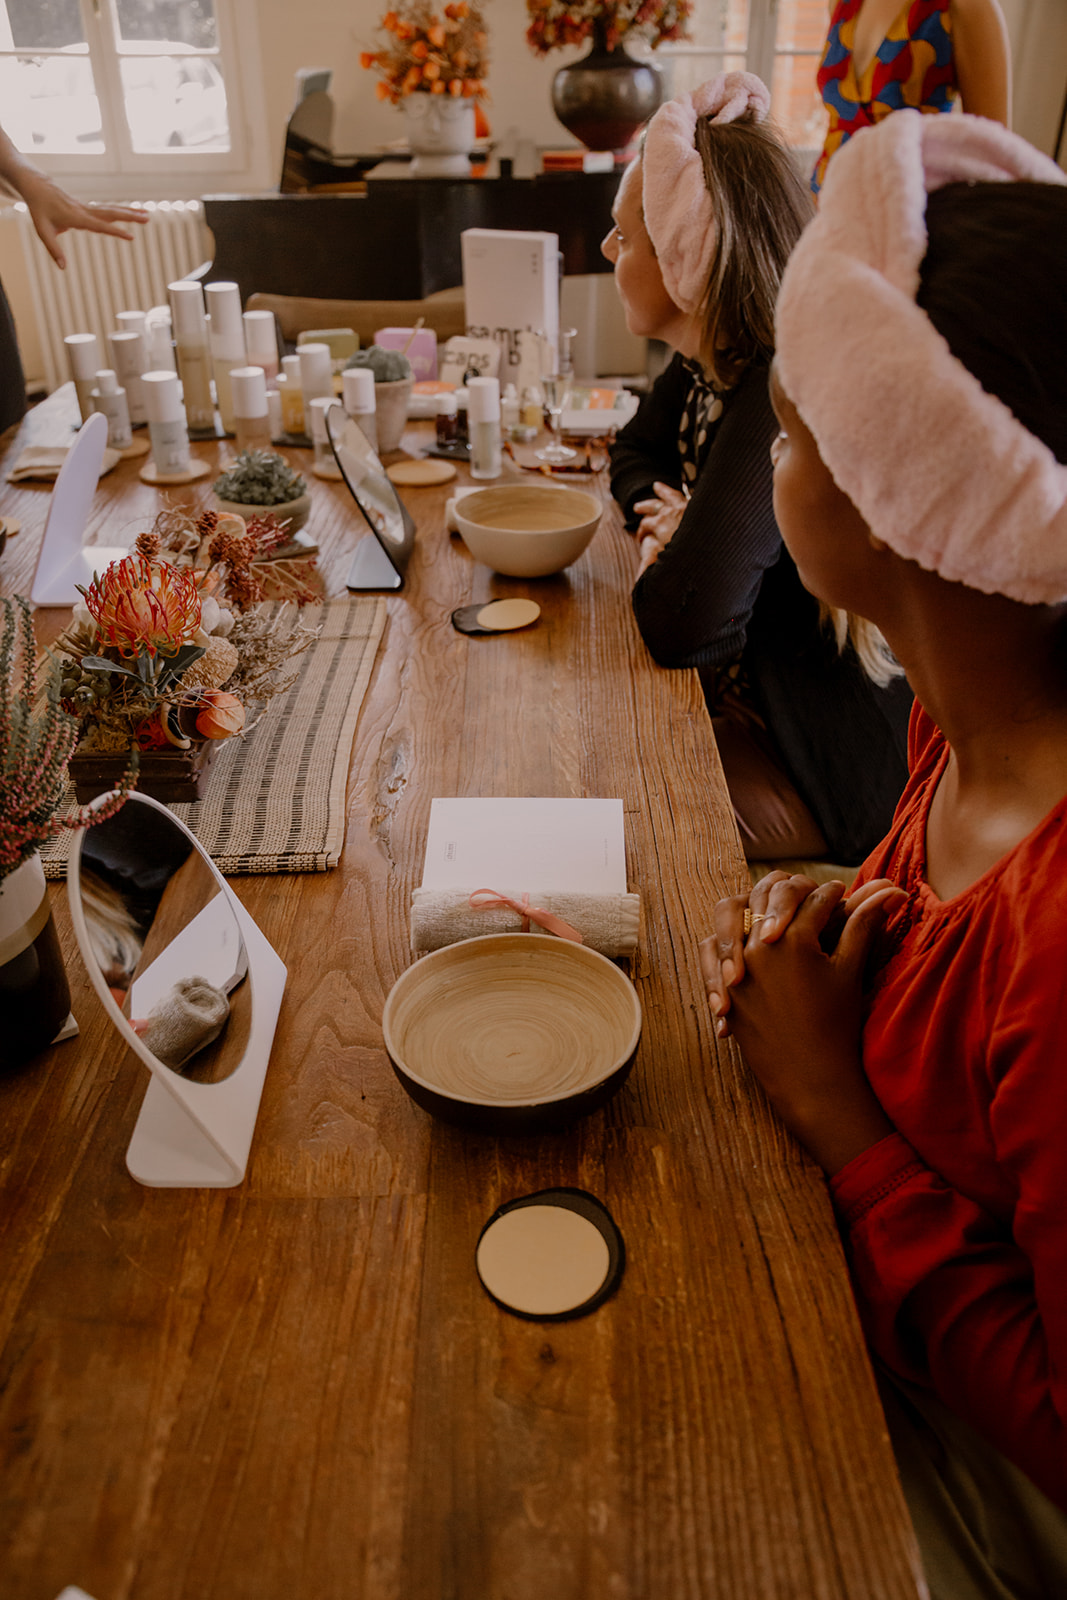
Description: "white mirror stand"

(30, 413), (128, 607)
(68, 797), (287, 1187)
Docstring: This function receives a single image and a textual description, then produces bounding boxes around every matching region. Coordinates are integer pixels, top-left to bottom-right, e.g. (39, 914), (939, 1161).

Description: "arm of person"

(630, 359), (782, 669)
(608, 354), (689, 526)
(0, 125), (147, 270)
(720, 887), (1067, 1510)
(953, 0), (1012, 126)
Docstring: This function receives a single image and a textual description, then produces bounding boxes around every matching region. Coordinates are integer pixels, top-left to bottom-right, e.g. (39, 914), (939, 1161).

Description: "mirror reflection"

(328, 409), (408, 550)
(78, 799), (249, 1082)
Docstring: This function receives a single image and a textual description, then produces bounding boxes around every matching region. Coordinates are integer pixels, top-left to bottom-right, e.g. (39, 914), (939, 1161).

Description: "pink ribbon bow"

(468, 888), (583, 944)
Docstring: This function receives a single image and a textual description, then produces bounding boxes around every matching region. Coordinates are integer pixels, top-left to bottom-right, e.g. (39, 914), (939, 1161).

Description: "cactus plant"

(343, 345), (413, 383)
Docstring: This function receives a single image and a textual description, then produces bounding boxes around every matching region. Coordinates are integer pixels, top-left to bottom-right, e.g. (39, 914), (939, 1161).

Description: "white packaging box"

(461, 228), (560, 384)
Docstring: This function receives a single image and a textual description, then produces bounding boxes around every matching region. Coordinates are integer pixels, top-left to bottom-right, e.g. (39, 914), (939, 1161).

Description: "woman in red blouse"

(701, 110), (1067, 1592)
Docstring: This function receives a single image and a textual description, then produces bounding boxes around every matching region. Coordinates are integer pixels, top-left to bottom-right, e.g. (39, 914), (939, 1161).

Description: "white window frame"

(1, 0), (272, 200)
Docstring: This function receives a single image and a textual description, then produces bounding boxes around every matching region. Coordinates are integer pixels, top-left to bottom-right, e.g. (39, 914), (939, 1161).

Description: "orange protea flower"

(382, 10), (398, 28)
(82, 555), (201, 661)
(427, 23), (446, 47)
(375, 79), (394, 99)
(410, 37), (428, 58)
(360, 50), (379, 68)
(445, 1), (468, 17)
(422, 57), (441, 80)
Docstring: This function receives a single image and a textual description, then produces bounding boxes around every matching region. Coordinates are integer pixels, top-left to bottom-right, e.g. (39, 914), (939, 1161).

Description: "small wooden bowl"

(383, 934), (641, 1134)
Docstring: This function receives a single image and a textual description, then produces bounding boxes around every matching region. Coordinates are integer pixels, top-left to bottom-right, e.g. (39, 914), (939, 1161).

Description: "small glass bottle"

(242, 309), (279, 388)
(90, 369), (133, 450)
(108, 330), (148, 426)
(169, 280), (214, 431)
(454, 387), (470, 446)
(229, 366), (273, 453)
(279, 354), (306, 435)
(65, 333), (101, 424)
(501, 382), (520, 437)
(204, 280), (245, 434)
(308, 395), (343, 479)
(141, 370), (191, 475)
(521, 383), (543, 431)
(467, 377), (502, 481)
(435, 392), (458, 449)
(341, 366), (377, 453)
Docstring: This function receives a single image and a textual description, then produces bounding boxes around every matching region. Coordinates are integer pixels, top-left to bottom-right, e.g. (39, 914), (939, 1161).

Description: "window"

(0, 0), (270, 195)
(659, 0), (829, 155)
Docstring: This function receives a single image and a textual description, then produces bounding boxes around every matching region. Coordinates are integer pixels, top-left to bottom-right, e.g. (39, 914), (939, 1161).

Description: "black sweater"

(610, 353), (912, 865)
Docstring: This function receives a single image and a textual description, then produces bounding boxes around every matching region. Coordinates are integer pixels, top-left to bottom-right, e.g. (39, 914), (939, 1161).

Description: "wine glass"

(536, 373), (576, 464)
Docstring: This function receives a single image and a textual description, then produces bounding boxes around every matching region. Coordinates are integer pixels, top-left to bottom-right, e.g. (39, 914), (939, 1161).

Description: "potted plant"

(343, 346), (414, 453)
(526, 0), (691, 151)
(360, 3), (489, 175)
(53, 516), (320, 804)
(213, 450), (311, 534)
(0, 596), (132, 1068)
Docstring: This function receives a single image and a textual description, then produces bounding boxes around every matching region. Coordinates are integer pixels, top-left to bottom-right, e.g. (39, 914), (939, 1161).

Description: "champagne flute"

(536, 373), (576, 463)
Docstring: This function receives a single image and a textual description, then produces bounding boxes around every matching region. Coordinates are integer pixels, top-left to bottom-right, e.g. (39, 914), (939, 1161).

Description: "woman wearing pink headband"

(703, 110), (1067, 1590)
(605, 73), (912, 866)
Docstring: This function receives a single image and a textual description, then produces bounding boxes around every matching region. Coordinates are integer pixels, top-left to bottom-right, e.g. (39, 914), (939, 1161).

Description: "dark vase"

(0, 853), (71, 1071)
(551, 20), (664, 153)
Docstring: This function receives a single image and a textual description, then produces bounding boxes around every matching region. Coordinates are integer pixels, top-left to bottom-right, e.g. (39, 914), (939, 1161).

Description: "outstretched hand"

(698, 874), (905, 1173)
(18, 169), (147, 270)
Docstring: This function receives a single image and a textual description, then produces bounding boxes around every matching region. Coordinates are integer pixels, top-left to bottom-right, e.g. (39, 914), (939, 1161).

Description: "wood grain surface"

(0, 390), (926, 1600)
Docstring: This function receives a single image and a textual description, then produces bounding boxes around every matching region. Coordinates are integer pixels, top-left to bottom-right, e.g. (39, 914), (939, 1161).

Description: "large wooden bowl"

(453, 484), (601, 578)
(382, 934), (641, 1134)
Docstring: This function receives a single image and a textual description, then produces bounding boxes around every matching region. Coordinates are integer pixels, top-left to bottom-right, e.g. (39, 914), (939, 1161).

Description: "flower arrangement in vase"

(0, 596), (131, 1068)
(53, 512), (320, 804)
(360, 3), (489, 174)
(527, 0), (690, 151)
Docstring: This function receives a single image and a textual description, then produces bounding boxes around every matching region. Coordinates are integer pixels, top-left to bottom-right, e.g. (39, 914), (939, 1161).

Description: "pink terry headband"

(643, 71), (771, 315)
(776, 111), (1067, 605)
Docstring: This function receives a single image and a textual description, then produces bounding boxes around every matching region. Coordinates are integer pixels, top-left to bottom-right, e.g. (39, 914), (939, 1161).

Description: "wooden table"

(0, 390), (925, 1600)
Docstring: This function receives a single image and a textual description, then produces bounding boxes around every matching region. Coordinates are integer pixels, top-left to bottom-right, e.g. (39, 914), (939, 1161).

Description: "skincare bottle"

(143, 306), (177, 373)
(90, 369), (133, 450)
(341, 366), (376, 452)
(467, 377), (502, 481)
(141, 370), (191, 475)
(65, 333), (101, 423)
(168, 280), (214, 430)
(242, 310), (279, 388)
(297, 342), (333, 409)
(501, 382), (519, 436)
(204, 280), (245, 434)
(279, 355), (306, 435)
(308, 396), (343, 478)
(115, 309), (147, 343)
(229, 366), (273, 454)
(435, 392), (458, 449)
(454, 387), (470, 446)
(521, 383), (543, 431)
(108, 330), (148, 426)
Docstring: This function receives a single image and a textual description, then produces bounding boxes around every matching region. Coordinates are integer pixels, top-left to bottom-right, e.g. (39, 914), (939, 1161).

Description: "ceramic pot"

(374, 377), (414, 454)
(0, 852), (71, 1069)
(551, 21), (663, 152)
(213, 492), (311, 534)
(403, 94), (475, 176)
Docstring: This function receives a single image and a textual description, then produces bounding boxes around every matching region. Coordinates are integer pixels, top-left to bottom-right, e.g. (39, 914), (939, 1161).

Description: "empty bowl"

(453, 483), (602, 578)
(382, 934), (641, 1134)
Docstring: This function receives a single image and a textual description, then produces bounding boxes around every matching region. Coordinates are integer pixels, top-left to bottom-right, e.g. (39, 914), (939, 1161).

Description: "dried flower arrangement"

(525, 0), (690, 55)
(0, 596), (130, 882)
(52, 510), (320, 774)
(360, 2), (489, 102)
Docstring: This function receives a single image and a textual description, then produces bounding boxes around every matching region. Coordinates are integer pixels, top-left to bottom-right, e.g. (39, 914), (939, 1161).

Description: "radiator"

(12, 200), (211, 394)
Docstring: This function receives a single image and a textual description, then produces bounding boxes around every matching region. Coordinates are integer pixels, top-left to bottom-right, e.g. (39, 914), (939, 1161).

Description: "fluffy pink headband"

(776, 111), (1067, 605)
(643, 72), (771, 315)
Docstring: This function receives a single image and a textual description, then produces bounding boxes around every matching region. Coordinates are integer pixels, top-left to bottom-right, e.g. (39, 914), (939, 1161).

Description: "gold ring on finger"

(742, 909), (767, 934)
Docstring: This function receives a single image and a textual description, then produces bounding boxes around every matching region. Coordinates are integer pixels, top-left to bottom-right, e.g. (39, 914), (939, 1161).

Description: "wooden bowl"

(382, 934), (641, 1134)
(453, 484), (601, 578)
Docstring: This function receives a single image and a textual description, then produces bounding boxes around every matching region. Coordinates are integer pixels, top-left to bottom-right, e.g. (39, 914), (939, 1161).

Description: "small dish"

(382, 933), (641, 1134)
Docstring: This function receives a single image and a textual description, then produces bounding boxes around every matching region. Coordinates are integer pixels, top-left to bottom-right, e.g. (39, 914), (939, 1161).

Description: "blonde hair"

(820, 604), (905, 688)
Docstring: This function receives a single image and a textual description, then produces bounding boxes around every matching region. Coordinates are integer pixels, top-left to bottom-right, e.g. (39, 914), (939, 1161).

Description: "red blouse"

(833, 702), (1067, 1509)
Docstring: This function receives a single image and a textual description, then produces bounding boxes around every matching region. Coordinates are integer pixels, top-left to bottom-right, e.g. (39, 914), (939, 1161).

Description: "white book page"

(421, 798), (626, 895)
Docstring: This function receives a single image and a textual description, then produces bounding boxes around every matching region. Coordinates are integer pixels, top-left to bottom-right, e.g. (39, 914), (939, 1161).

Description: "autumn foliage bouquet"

(361, 1), (489, 102)
(53, 509), (320, 768)
(526, 0), (690, 55)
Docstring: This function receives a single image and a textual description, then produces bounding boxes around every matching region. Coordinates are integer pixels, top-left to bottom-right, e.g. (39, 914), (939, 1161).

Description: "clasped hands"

(699, 872), (907, 1176)
(633, 480), (686, 575)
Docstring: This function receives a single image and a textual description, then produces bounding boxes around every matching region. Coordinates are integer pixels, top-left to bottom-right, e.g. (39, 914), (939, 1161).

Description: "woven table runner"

(41, 594), (386, 880)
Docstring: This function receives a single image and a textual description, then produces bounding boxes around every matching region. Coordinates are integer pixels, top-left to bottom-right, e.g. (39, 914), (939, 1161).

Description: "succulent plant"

(343, 345), (412, 383)
(213, 450), (307, 506)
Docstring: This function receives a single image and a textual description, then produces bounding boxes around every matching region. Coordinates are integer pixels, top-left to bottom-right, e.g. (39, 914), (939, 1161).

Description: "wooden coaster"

(311, 461), (343, 481)
(0, 516), (20, 538)
(387, 457), (457, 487)
(451, 598), (541, 636)
(139, 458), (211, 486)
(115, 435), (152, 460)
(476, 1190), (625, 1321)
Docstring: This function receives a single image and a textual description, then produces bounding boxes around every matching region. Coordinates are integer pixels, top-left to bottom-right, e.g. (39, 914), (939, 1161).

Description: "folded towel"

(411, 888), (640, 958)
(135, 975), (230, 1071)
(7, 443), (120, 482)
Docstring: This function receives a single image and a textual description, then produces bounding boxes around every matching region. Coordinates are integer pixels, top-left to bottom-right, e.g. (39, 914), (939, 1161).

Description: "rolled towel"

(411, 888), (641, 958)
(135, 975), (231, 1071)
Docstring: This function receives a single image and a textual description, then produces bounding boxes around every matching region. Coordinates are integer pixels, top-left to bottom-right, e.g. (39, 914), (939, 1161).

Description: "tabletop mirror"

(328, 406), (417, 590)
(68, 793), (286, 1188)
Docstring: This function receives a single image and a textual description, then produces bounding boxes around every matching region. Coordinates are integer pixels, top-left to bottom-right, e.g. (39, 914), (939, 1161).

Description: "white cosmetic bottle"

(242, 310), (279, 389)
(297, 342), (333, 409)
(90, 369), (133, 450)
(169, 280), (214, 431)
(204, 281), (245, 435)
(64, 333), (101, 424)
(341, 366), (377, 453)
(467, 376), (502, 480)
(142, 370), (191, 475)
(229, 366), (273, 454)
(108, 330), (148, 426)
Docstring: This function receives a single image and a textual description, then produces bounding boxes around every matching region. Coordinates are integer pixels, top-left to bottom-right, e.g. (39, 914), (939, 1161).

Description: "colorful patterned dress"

(812, 0), (958, 193)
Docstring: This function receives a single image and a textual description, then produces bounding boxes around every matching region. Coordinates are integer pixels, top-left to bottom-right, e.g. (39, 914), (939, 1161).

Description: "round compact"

(476, 1189), (625, 1321)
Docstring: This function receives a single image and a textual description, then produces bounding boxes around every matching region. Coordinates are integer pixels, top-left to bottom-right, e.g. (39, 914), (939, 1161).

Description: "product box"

(461, 228), (560, 385)
(374, 326), (438, 381)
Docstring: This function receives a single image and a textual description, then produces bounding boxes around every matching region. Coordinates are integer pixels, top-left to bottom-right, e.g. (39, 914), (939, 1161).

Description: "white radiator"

(12, 200), (211, 394)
